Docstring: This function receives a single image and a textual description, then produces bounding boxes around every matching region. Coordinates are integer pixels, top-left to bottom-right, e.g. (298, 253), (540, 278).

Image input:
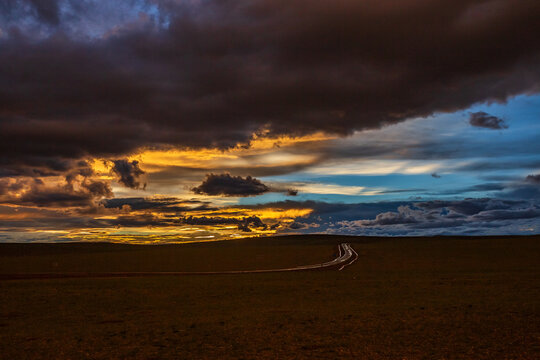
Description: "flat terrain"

(1, 235), (539, 359)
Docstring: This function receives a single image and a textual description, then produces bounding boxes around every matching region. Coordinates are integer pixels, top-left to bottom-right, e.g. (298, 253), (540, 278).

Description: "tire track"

(0, 243), (358, 280)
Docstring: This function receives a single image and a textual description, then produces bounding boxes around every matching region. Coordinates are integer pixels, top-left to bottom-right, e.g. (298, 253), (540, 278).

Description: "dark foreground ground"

(1, 235), (539, 359)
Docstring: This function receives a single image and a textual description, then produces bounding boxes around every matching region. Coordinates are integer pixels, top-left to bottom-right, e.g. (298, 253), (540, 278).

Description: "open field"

(1, 235), (539, 359)
(0, 237), (340, 274)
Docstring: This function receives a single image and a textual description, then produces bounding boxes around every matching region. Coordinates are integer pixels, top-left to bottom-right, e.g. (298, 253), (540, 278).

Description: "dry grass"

(1, 235), (539, 359)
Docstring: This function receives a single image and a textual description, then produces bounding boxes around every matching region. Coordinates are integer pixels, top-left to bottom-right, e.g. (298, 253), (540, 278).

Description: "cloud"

(183, 215), (267, 232)
(358, 205), (421, 226)
(435, 182), (508, 196)
(287, 189), (299, 196)
(500, 176), (540, 199)
(111, 160), (145, 189)
(269, 198), (540, 236)
(454, 159), (540, 172)
(82, 180), (113, 198)
(469, 111), (508, 129)
(526, 174), (540, 183)
(427, 174), (540, 199)
(103, 197), (213, 212)
(415, 198), (519, 215)
(471, 207), (540, 221)
(288, 222), (308, 230)
(27, 0), (60, 25)
(1, 0), (539, 170)
(0, 175), (112, 208)
(0, 157), (95, 178)
(16, 188), (98, 208)
(192, 173), (269, 197)
(1, 195), (539, 239)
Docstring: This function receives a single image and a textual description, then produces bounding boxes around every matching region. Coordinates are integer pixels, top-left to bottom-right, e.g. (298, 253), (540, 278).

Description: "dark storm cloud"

(192, 174), (269, 197)
(111, 160), (145, 189)
(1, 0), (540, 169)
(469, 111), (508, 129)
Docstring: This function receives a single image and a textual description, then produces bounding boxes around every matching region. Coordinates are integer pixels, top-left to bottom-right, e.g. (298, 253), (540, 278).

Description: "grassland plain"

(0, 235), (539, 359)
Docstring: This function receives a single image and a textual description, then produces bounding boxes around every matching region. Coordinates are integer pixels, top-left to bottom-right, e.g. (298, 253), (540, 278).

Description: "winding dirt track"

(0, 243), (358, 280)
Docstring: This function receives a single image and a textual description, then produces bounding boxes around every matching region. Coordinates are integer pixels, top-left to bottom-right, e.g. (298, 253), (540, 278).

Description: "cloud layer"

(279, 198), (540, 236)
(1, 0), (540, 172)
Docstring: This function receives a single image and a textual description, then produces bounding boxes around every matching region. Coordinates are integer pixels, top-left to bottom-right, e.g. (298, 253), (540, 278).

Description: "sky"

(1, 0), (540, 243)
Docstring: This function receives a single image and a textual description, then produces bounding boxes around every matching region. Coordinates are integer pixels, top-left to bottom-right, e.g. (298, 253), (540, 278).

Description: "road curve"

(0, 243), (358, 280)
